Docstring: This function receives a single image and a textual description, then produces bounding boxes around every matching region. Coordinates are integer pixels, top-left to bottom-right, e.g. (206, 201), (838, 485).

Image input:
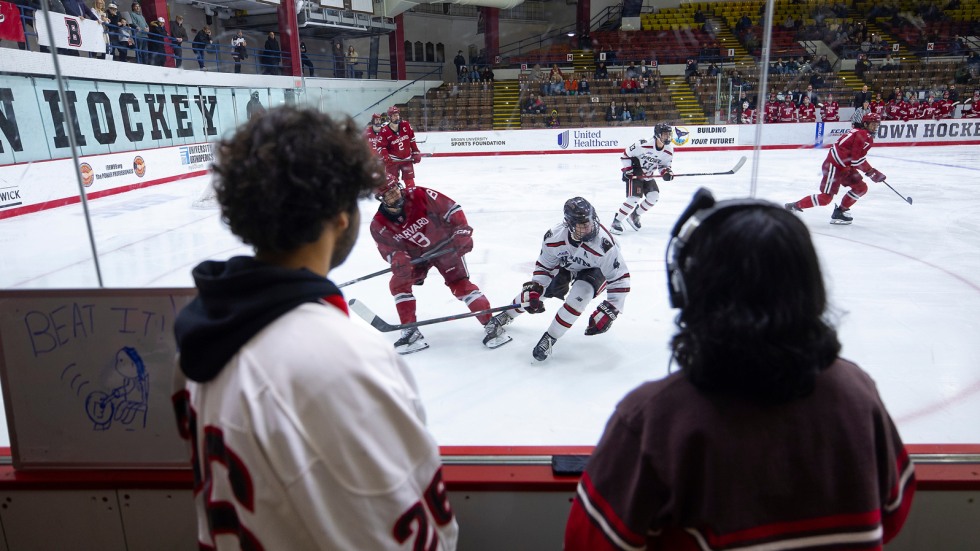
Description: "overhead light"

(566, 31), (576, 37)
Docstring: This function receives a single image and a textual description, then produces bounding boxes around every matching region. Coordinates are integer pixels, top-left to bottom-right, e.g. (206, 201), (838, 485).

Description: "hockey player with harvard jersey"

(381, 106), (423, 188)
(173, 106), (458, 551)
(371, 175), (510, 354)
(785, 112), (886, 224)
(819, 93), (840, 122)
(485, 197), (630, 361)
(364, 113), (390, 161)
(609, 123), (674, 234)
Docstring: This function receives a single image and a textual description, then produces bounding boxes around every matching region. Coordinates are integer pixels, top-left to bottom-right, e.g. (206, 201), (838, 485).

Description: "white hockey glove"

(584, 300), (619, 335)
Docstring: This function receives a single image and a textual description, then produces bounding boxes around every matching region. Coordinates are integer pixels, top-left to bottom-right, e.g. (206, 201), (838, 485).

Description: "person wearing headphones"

(565, 188), (916, 551)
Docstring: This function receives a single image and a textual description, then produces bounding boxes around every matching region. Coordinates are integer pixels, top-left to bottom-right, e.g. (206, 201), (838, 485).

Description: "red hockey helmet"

(387, 106), (400, 119)
(861, 112), (881, 124)
(375, 173), (405, 210)
(371, 113), (384, 126)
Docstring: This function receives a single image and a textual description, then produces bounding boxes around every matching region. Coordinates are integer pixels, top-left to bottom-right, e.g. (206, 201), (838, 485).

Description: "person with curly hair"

(172, 106), (458, 551)
(565, 189), (915, 551)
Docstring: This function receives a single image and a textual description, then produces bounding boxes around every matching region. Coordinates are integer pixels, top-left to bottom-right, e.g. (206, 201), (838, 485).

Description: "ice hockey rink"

(2, 145), (979, 449)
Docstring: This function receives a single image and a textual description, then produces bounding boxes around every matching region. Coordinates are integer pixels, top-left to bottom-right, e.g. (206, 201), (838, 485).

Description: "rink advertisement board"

(426, 125), (744, 156)
(0, 143), (210, 219)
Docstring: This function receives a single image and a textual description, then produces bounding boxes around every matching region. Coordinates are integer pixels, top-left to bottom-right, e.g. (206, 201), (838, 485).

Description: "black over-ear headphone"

(665, 188), (780, 309)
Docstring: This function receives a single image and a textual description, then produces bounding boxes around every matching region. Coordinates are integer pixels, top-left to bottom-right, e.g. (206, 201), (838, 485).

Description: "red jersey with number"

(380, 121), (419, 163)
(740, 107), (756, 124)
(820, 101), (840, 122)
(797, 103), (817, 122)
(765, 100), (780, 123)
(778, 102), (798, 122)
(364, 126), (389, 161)
(828, 127), (874, 172)
(371, 186), (466, 262)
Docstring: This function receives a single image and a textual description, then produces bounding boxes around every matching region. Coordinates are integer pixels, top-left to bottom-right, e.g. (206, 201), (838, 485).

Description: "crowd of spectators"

(6, 1), (364, 76)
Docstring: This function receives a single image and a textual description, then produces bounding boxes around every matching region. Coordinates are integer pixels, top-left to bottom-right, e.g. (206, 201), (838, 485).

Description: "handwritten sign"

(0, 289), (196, 469)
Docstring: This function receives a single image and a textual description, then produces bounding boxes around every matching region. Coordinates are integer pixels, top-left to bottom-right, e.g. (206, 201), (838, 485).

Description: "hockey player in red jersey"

(364, 113), (389, 161)
(785, 112), (886, 225)
(819, 93), (840, 122)
(764, 92), (780, 123)
(380, 106), (422, 189)
(370, 176), (511, 354)
(797, 96), (817, 122)
(484, 197), (630, 362)
(739, 101), (756, 124)
(777, 96), (798, 123)
(962, 90), (980, 118)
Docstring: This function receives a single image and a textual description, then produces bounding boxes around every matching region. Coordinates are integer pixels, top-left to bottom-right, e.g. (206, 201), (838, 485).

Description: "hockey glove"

(584, 300), (619, 335)
(451, 226), (474, 255)
(661, 168), (674, 181)
(631, 157), (644, 178)
(521, 281), (545, 313)
(866, 168), (886, 183)
(390, 251), (413, 279)
(621, 168), (633, 184)
(412, 152), (422, 164)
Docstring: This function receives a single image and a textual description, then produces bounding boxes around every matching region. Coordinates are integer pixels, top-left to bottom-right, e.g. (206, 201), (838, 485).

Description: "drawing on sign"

(82, 346), (149, 431)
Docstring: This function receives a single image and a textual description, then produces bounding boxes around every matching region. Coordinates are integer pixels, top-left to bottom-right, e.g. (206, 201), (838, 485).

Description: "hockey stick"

(390, 153), (435, 162)
(672, 156), (747, 178)
(882, 181), (913, 205)
(348, 299), (524, 332)
(337, 242), (455, 288)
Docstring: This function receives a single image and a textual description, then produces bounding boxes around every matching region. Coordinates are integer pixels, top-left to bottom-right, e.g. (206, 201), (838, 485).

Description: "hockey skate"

(394, 328), (429, 355)
(830, 204), (853, 225)
(482, 314), (513, 349)
(532, 332), (557, 362)
(610, 217), (624, 235)
(627, 210), (642, 231)
(784, 202), (802, 212)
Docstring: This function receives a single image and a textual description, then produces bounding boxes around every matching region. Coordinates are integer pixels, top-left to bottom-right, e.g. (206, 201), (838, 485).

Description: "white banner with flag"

(35, 13), (107, 54)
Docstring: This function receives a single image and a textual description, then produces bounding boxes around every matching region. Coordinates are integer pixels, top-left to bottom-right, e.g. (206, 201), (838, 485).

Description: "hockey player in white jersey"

(610, 123), (675, 234)
(484, 197), (631, 361)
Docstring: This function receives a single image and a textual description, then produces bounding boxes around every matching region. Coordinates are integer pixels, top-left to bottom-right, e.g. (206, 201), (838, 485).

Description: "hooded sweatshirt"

(174, 255), (346, 382)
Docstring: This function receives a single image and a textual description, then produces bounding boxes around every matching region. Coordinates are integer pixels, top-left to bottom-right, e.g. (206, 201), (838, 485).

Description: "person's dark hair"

(670, 205), (840, 403)
(212, 106), (383, 254)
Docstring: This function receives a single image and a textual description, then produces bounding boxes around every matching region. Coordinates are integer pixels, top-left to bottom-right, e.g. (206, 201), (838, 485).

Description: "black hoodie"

(174, 256), (342, 383)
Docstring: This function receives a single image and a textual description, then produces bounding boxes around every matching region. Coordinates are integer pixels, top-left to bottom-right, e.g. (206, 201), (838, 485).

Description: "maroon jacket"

(565, 358), (915, 550)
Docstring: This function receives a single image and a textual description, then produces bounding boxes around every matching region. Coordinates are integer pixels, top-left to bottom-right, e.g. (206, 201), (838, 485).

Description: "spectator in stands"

(620, 77), (637, 94)
(565, 75), (579, 96)
(231, 30), (248, 74)
(947, 85), (959, 102)
(111, 17), (134, 62)
(468, 65), (481, 83)
(707, 62), (720, 77)
(124, 2), (147, 63)
(578, 77), (591, 95)
(147, 16), (168, 66)
(854, 54), (873, 79)
(453, 50), (466, 77)
(684, 59), (699, 83)
(880, 54), (899, 71)
(605, 101), (621, 122)
(531, 63), (545, 82)
(693, 7), (705, 23)
(639, 60), (654, 79)
(344, 43), (357, 78)
(333, 42), (345, 77)
(887, 86), (903, 102)
(853, 84), (872, 108)
(550, 72), (566, 95)
(192, 25), (211, 70)
(481, 66), (495, 82)
(457, 65), (468, 83)
(262, 32), (282, 75)
(300, 42), (314, 77)
(621, 104), (632, 123)
(547, 109), (561, 128)
(524, 93), (546, 115)
(170, 15), (187, 68)
(625, 62), (639, 79)
(595, 62), (609, 80)
(813, 54), (832, 74)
